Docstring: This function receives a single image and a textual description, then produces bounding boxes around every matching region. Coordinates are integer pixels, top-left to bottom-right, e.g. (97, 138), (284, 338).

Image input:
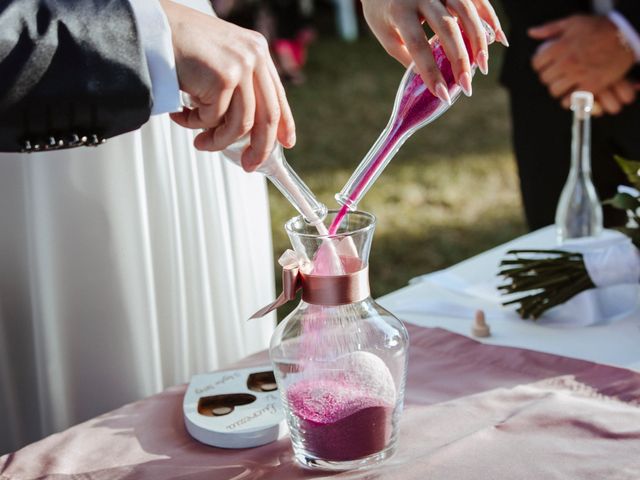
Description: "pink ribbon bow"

(250, 250), (305, 319)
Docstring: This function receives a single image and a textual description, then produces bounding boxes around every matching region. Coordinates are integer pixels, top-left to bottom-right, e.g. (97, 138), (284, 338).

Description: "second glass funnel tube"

(223, 136), (328, 229)
(223, 138), (346, 274)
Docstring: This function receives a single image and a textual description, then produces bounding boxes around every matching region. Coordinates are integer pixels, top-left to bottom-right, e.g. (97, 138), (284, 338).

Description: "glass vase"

(269, 211), (409, 471)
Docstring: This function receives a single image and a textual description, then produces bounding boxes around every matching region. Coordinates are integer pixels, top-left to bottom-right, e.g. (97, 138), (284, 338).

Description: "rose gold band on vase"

(300, 267), (370, 306)
(250, 261), (370, 319)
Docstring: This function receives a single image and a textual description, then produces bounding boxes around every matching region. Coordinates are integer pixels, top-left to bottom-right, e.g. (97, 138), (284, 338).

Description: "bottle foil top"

(571, 91), (594, 119)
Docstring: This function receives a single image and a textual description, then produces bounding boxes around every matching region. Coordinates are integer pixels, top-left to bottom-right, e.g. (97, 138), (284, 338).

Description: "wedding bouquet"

(499, 156), (640, 320)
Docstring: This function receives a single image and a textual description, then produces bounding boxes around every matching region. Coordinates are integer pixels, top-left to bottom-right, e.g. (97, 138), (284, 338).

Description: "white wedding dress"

(0, 0), (276, 454)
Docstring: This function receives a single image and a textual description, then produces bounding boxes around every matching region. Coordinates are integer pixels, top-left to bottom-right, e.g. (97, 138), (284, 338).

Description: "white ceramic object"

(183, 366), (287, 449)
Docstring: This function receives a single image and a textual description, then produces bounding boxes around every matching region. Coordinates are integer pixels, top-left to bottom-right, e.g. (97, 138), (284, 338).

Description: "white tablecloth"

(379, 226), (640, 370)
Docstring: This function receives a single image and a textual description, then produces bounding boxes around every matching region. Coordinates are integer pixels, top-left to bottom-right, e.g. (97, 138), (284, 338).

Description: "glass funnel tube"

(222, 137), (327, 227)
(335, 24), (495, 215)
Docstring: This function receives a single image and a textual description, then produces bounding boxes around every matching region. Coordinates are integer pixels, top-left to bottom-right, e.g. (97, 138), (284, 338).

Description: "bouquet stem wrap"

(500, 230), (640, 321)
(577, 234), (640, 288)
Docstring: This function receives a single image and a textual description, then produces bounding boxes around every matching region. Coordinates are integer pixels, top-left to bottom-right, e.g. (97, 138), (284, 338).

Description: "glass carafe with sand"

(269, 210), (409, 471)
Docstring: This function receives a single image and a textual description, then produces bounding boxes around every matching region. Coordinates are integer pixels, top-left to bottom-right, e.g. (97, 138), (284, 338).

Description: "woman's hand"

(361, 0), (507, 101)
(161, 0), (295, 171)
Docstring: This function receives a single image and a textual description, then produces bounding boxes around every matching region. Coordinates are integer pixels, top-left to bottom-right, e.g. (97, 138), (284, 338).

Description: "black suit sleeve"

(616, 1), (640, 80)
(617, 0), (640, 36)
(0, 0), (153, 152)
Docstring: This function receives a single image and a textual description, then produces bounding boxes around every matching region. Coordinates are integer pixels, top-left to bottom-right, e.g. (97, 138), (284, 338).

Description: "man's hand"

(561, 78), (639, 116)
(361, 0), (507, 101)
(160, 0), (295, 171)
(530, 14), (635, 103)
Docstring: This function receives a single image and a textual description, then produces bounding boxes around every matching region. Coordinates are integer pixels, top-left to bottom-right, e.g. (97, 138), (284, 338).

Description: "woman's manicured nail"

(435, 82), (452, 106)
(287, 132), (296, 147)
(459, 72), (472, 97)
(496, 30), (510, 47)
(476, 50), (489, 75)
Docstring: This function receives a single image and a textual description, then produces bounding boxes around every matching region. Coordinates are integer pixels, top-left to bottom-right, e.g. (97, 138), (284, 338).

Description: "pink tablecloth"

(2, 324), (640, 479)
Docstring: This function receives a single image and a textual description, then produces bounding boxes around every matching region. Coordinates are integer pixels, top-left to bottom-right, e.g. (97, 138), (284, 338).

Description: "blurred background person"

(500, 1), (640, 230)
(271, 0), (316, 85)
(215, 0), (315, 84)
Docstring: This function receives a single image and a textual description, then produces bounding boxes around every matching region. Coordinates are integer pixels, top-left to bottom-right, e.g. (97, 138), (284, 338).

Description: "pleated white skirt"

(0, 116), (276, 452)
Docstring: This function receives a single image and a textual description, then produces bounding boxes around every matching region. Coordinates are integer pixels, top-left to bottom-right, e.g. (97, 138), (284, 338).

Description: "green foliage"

(614, 155), (640, 190)
(605, 156), (640, 248)
(603, 192), (640, 211)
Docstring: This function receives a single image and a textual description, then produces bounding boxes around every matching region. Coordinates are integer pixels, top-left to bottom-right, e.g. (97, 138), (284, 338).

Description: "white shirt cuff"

(128, 0), (182, 115)
(609, 10), (640, 63)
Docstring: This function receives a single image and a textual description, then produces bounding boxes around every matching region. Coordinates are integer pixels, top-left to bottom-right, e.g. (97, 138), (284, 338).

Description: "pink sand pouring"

(330, 24), (496, 235)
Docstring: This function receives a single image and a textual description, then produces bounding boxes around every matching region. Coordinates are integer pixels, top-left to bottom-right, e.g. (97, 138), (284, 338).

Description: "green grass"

(268, 32), (526, 307)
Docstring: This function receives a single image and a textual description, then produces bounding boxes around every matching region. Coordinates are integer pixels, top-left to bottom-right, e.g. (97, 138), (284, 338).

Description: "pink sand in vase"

(274, 213), (408, 470)
(287, 379), (394, 461)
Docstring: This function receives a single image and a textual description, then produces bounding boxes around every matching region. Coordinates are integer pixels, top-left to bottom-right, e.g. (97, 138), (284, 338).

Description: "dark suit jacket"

(499, 0), (640, 230)
(500, 0), (640, 90)
(0, 0), (153, 152)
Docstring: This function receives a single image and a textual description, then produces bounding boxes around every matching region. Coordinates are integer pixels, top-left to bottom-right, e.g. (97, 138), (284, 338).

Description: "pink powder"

(310, 238), (344, 275)
(330, 204), (351, 236)
(288, 379), (394, 461)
